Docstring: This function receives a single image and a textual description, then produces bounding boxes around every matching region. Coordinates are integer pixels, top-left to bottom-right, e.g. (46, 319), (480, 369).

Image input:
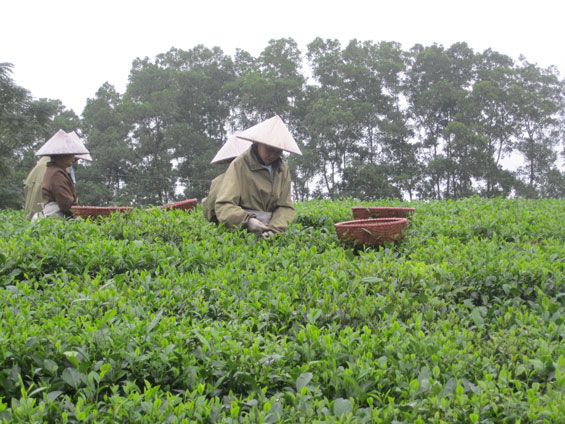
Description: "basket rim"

(161, 198), (197, 206)
(159, 198), (198, 210)
(351, 206), (416, 211)
(335, 217), (408, 228)
(170, 198), (197, 204)
(71, 205), (133, 211)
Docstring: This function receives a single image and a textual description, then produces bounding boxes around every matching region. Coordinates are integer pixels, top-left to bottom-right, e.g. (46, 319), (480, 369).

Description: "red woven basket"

(352, 206), (416, 220)
(159, 198), (198, 211)
(71, 206), (133, 219)
(335, 218), (408, 247)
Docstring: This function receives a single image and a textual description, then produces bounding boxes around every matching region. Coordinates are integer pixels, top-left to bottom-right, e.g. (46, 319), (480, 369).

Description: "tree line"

(1, 38), (564, 209)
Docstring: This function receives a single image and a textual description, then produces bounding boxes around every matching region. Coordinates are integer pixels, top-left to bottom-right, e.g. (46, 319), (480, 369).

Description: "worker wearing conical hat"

(30, 130), (91, 221)
(24, 130), (92, 220)
(210, 115), (302, 237)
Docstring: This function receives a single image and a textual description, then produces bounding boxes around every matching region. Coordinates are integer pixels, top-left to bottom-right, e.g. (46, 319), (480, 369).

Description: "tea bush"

(1, 197), (564, 423)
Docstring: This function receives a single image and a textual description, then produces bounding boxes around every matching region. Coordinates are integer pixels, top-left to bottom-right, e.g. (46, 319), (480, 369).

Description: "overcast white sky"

(3, 0), (564, 115)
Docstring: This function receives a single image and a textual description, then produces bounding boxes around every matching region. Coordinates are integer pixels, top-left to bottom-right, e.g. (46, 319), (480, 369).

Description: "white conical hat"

(66, 131), (93, 161)
(210, 133), (252, 164)
(35, 129), (90, 156)
(236, 115), (302, 155)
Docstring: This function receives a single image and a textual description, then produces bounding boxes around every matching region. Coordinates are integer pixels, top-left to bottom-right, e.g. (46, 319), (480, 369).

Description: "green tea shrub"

(0, 198), (564, 422)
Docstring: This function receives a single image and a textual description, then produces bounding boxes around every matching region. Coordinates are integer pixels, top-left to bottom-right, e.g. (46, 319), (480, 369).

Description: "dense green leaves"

(0, 198), (563, 422)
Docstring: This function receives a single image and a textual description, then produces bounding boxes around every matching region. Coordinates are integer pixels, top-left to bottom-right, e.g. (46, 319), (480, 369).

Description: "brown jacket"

(214, 147), (295, 232)
(42, 162), (77, 217)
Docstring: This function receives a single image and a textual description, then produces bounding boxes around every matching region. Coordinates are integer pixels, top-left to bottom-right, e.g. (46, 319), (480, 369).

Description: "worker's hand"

(248, 217), (269, 233)
(261, 230), (276, 239)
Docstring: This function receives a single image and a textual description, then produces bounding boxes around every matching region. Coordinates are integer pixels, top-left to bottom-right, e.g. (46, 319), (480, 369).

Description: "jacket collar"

(47, 161), (68, 171)
(245, 145), (282, 172)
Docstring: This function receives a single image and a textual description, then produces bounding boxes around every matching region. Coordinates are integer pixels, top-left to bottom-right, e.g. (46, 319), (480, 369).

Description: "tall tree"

(122, 46), (236, 204)
(469, 49), (520, 196)
(121, 58), (178, 205)
(340, 39), (390, 164)
(306, 39), (418, 199)
(304, 93), (360, 197)
(79, 82), (133, 205)
(443, 121), (490, 197)
(356, 41), (420, 199)
(304, 39), (364, 197)
(0, 62), (32, 207)
(160, 46), (236, 199)
(406, 42), (476, 199)
(512, 60), (565, 196)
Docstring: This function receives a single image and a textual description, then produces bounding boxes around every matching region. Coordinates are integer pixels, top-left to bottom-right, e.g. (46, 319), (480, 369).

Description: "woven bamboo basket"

(71, 206), (133, 219)
(159, 198), (198, 211)
(335, 218), (408, 247)
(352, 206), (416, 220)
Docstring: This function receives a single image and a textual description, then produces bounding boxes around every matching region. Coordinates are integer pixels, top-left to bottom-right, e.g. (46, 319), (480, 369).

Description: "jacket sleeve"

(268, 166), (295, 232)
(215, 163), (254, 228)
(51, 170), (77, 213)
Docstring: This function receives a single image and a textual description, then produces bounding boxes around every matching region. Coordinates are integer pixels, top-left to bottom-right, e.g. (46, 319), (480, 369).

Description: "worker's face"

(54, 154), (76, 168)
(257, 144), (283, 165)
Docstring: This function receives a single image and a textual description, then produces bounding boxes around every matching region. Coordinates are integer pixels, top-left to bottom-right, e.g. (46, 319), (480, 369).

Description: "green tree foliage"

(234, 38), (305, 126)
(79, 83), (133, 205)
(470, 49), (520, 196)
(345, 41), (419, 199)
(164, 46), (237, 199)
(407, 43), (477, 199)
(0, 63), (34, 207)
(512, 60), (565, 197)
(118, 46), (236, 205)
(121, 57), (179, 205)
(305, 39), (421, 200)
(304, 39), (371, 197)
(340, 161), (401, 200)
(4, 39), (565, 209)
(1, 63), (80, 208)
(443, 121), (491, 197)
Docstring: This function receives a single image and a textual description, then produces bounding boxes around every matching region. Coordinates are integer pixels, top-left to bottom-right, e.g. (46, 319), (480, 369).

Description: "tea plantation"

(0, 198), (564, 423)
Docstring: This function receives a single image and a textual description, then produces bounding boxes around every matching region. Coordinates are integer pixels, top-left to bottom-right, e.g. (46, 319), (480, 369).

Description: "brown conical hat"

(35, 129), (90, 156)
(210, 133), (252, 164)
(235, 115), (302, 155)
(66, 131), (93, 161)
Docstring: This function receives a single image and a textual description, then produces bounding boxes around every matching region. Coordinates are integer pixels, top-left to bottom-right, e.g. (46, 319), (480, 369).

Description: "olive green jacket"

(211, 147), (295, 232)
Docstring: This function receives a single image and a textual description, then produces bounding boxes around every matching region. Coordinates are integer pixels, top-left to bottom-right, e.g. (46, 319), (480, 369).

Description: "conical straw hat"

(236, 115), (302, 155)
(35, 129), (90, 156)
(66, 131), (93, 161)
(210, 133), (252, 164)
